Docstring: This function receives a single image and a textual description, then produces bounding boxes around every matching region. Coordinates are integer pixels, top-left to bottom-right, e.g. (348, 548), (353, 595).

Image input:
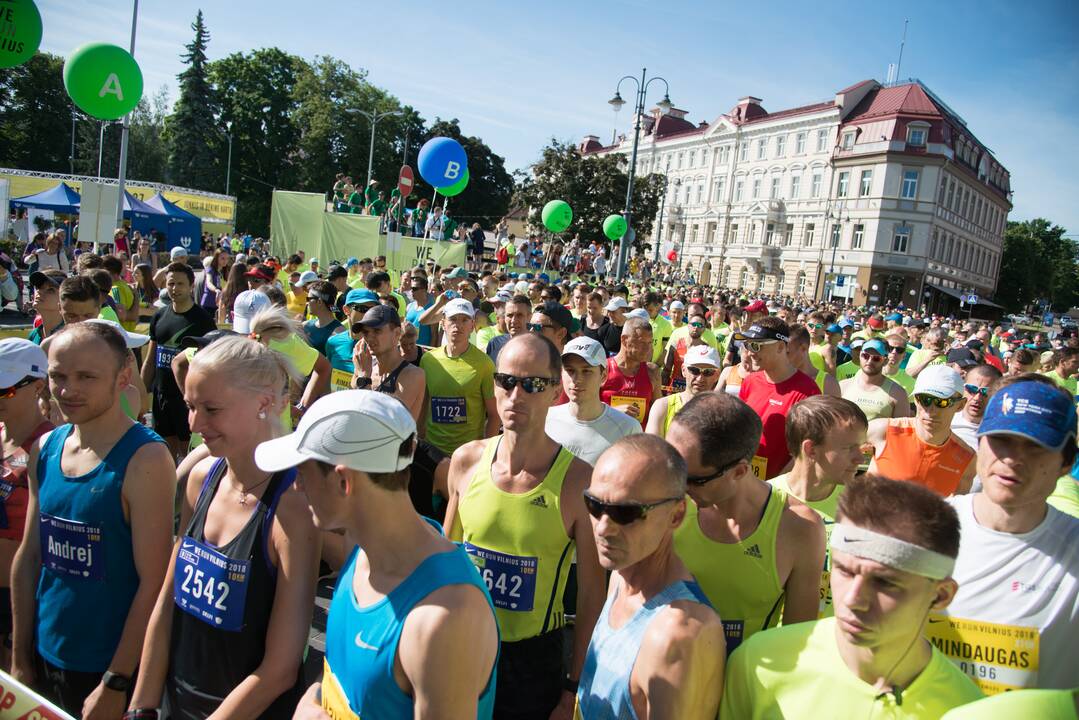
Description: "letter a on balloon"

(99, 73), (124, 100)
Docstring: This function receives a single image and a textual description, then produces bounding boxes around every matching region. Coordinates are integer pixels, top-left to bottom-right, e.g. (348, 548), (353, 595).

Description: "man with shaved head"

(576, 434), (725, 719)
(444, 333), (605, 720)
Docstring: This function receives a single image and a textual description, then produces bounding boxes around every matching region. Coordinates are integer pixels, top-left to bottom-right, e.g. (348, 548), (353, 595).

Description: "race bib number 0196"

(431, 397), (466, 424)
(173, 537), (250, 631)
(926, 614), (1039, 694)
(40, 513), (105, 580)
(463, 543), (537, 612)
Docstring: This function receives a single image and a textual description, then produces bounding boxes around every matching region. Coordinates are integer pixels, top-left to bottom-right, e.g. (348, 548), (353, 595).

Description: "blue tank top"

(36, 422), (164, 672)
(322, 538), (499, 720)
(576, 579), (711, 720)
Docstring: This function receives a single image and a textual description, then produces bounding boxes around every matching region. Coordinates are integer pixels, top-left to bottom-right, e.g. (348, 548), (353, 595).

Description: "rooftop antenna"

(895, 19), (909, 82)
(886, 63), (897, 85)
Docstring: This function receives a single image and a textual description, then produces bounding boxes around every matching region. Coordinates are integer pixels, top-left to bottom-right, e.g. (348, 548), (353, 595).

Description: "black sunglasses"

(915, 394), (962, 409)
(528, 323), (553, 333)
(583, 489), (682, 525)
(685, 366), (718, 377)
(493, 373), (558, 394)
(686, 457), (744, 486)
(0, 376), (37, 399)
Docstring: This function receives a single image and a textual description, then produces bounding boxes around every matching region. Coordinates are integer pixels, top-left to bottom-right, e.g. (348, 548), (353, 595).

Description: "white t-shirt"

(950, 415), (982, 491)
(545, 403), (640, 466)
(930, 494), (1079, 693)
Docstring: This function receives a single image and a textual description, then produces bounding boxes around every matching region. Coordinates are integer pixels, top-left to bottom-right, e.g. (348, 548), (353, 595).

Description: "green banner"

(386, 234), (466, 274)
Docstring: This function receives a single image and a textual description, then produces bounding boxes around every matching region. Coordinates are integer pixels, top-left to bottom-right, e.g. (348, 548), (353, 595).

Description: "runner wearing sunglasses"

(661, 303), (713, 392)
(840, 339), (911, 422)
(867, 365), (976, 497)
(444, 333), (604, 720)
(668, 393), (825, 654)
(647, 345), (722, 439)
(720, 475), (981, 719)
(882, 332), (917, 398)
(736, 317), (821, 480)
(599, 317), (661, 426)
(949, 364), (1001, 455)
(770, 396), (868, 619)
(528, 301), (573, 351)
(576, 435), (724, 719)
(805, 311), (838, 376)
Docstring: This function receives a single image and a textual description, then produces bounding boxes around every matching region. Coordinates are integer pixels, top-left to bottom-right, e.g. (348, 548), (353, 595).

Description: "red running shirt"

(740, 370), (820, 479)
(600, 356), (653, 426)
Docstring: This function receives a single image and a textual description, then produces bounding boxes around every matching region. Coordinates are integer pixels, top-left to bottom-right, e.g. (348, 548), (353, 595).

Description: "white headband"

(830, 523), (955, 580)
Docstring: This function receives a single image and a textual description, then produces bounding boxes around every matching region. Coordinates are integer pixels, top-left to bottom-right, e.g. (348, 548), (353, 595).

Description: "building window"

(841, 131), (855, 150)
(859, 170), (873, 197)
(718, 146), (729, 165)
(852, 224), (864, 249)
(749, 224), (757, 244)
(804, 223), (815, 246)
(695, 184), (703, 205)
(676, 152), (683, 169)
(817, 129), (828, 152)
(947, 236), (955, 264)
(901, 169), (919, 199)
(728, 223), (739, 244)
(713, 177), (725, 203)
(739, 143), (748, 162)
(766, 223), (775, 245)
(797, 271), (808, 295)
(961, 188), (970, 217)
(796, 132), (806, 155)
(740, 267), (749, 289)
(837, 171), (850, 197)
(831, 224), (841, 248)
(811, 172), (822, 198)
(776, 136), (786, 157)
(734, 179), (744, 202)
(770, 176), (781, 199)
(931, 229), (939, 259)
(757, 274), (766, 291)
(790, 175), (801, 199)
(907, 127), (927, 147)
(937, 176), (948, 205)
(675, 184), (683, 204)
(724, 266), (732, 286)
(784, 224), (794, 247)
(892, 227), (910, 253)
(752, 178), (761, 199)
(757, 140), (766, 160)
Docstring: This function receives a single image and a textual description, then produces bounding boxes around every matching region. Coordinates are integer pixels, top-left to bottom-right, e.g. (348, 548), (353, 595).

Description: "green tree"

(418, 119), (513, 229)
(998, 219), (1079, 312)
(210, 48), (306, 234)
(0, 52), (75, 173)
(126, 88), (171, 182)
(164, 10), (218, 189)
(513, 139), (664, 249)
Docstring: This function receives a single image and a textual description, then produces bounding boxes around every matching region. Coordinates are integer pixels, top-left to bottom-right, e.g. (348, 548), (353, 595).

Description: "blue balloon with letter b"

(418, 137), (468, 188)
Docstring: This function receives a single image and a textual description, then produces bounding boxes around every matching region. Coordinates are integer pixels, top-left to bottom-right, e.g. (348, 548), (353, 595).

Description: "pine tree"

(164, 10), (220, 190)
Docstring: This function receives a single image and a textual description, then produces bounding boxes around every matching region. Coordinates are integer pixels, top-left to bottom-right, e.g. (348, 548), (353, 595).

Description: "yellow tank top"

(808, 343), (828, 373)
(842, 378), (898, 422)
(769, 473), (843, 618)
(674, 485), (787, 655)
(814, 370), (827, 393)
(457, 436), (576, 642)
(661, 393), (687, 437)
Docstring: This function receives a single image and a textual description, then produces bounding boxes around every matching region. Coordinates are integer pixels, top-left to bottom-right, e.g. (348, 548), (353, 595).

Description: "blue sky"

(39, 0), (1079, 232)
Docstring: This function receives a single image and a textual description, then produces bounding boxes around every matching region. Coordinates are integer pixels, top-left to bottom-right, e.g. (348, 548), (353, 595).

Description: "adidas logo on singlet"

(530, 495), (548, 508)
(744, 544), (762, 559)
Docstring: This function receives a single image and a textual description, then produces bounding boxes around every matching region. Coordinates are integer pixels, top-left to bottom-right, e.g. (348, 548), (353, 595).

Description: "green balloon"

(603, 214), (628, 241)
(436, 168), (469, 197)
(541, 200), (573, 233)
(63, 43), (144, 120)
(0, 0), (42, 69)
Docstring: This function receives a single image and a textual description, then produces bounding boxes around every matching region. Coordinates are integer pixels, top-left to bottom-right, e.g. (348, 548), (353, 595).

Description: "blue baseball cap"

(838, 319), (854, 329)
(346, 257), (360, 267)
(977, 381), (1078, 451)
(826, 323), (842, 334)
(862, 339), (888, 355)
(344, 288), (379, 307)
(885, 312), (903, 322)
(538, 273), (550, 282)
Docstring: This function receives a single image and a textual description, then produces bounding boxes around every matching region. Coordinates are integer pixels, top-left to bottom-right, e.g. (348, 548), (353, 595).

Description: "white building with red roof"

(581, 78), (1011, 309)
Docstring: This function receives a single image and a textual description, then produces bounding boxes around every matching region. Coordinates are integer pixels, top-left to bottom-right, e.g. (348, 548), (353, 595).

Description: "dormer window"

(841, 131), (855, 150)
(907, 127), (927, 147)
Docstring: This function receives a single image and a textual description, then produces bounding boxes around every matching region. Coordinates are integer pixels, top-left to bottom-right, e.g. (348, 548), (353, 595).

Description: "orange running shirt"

(870, 417), (974, 496)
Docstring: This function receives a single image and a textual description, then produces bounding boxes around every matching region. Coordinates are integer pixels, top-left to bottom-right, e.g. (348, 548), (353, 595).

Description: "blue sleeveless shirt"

(576, 579), (711, 720)
(322, 537), (499, 720)
(36, 422), (164, 672)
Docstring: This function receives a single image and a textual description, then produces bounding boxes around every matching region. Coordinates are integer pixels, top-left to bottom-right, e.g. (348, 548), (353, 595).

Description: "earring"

(258, 410), (267, 419)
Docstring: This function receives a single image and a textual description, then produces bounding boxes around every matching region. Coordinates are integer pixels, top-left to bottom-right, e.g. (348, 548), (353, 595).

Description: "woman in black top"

(129, 331), (320, 719)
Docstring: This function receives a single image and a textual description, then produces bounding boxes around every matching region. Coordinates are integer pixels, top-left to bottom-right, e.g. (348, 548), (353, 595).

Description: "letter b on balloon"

(64, 43), (143, 121)
(418, 138), (469, 188)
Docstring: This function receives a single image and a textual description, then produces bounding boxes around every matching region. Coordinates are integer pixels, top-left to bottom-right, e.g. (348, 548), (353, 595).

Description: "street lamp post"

(347, 108), (404, 190)
(224, 122), (233, 196)
(114, 0), (139, 229)
(652, 157), (673, 264)
(608, 68), (672, 282)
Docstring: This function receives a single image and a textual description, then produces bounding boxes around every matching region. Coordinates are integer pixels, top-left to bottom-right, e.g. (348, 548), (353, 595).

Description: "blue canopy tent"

(143, 193), (202, 253)
(10, 182), (81, 213)
(119, 192), (169, 250)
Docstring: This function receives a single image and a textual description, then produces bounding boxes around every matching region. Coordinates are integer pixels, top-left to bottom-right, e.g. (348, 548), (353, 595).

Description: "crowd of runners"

(0, 230), (1077, 719)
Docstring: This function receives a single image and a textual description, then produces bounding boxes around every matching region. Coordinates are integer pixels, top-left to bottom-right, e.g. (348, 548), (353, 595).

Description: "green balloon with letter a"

(63, 42), (144, 120)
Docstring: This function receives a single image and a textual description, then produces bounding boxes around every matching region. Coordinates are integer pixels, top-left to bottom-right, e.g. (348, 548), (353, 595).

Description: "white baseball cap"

(626, 308), (650, 321)
(170, 246), (188, 260)
(493, 290), (513, 303)
(255, 390), (416, 474)
(84, 318), (150, 349)
(0, 338), (47, 387)
(913, 364), (964, 399)
(444, 298), (476, 319)
(668, 300), (685, 311)
(683, 344), (722, 368)
(561, 337), (606, 367)
(232, 289), (273, 334)
(605, 296), (629, 312)
(297, 270), (319, 286)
